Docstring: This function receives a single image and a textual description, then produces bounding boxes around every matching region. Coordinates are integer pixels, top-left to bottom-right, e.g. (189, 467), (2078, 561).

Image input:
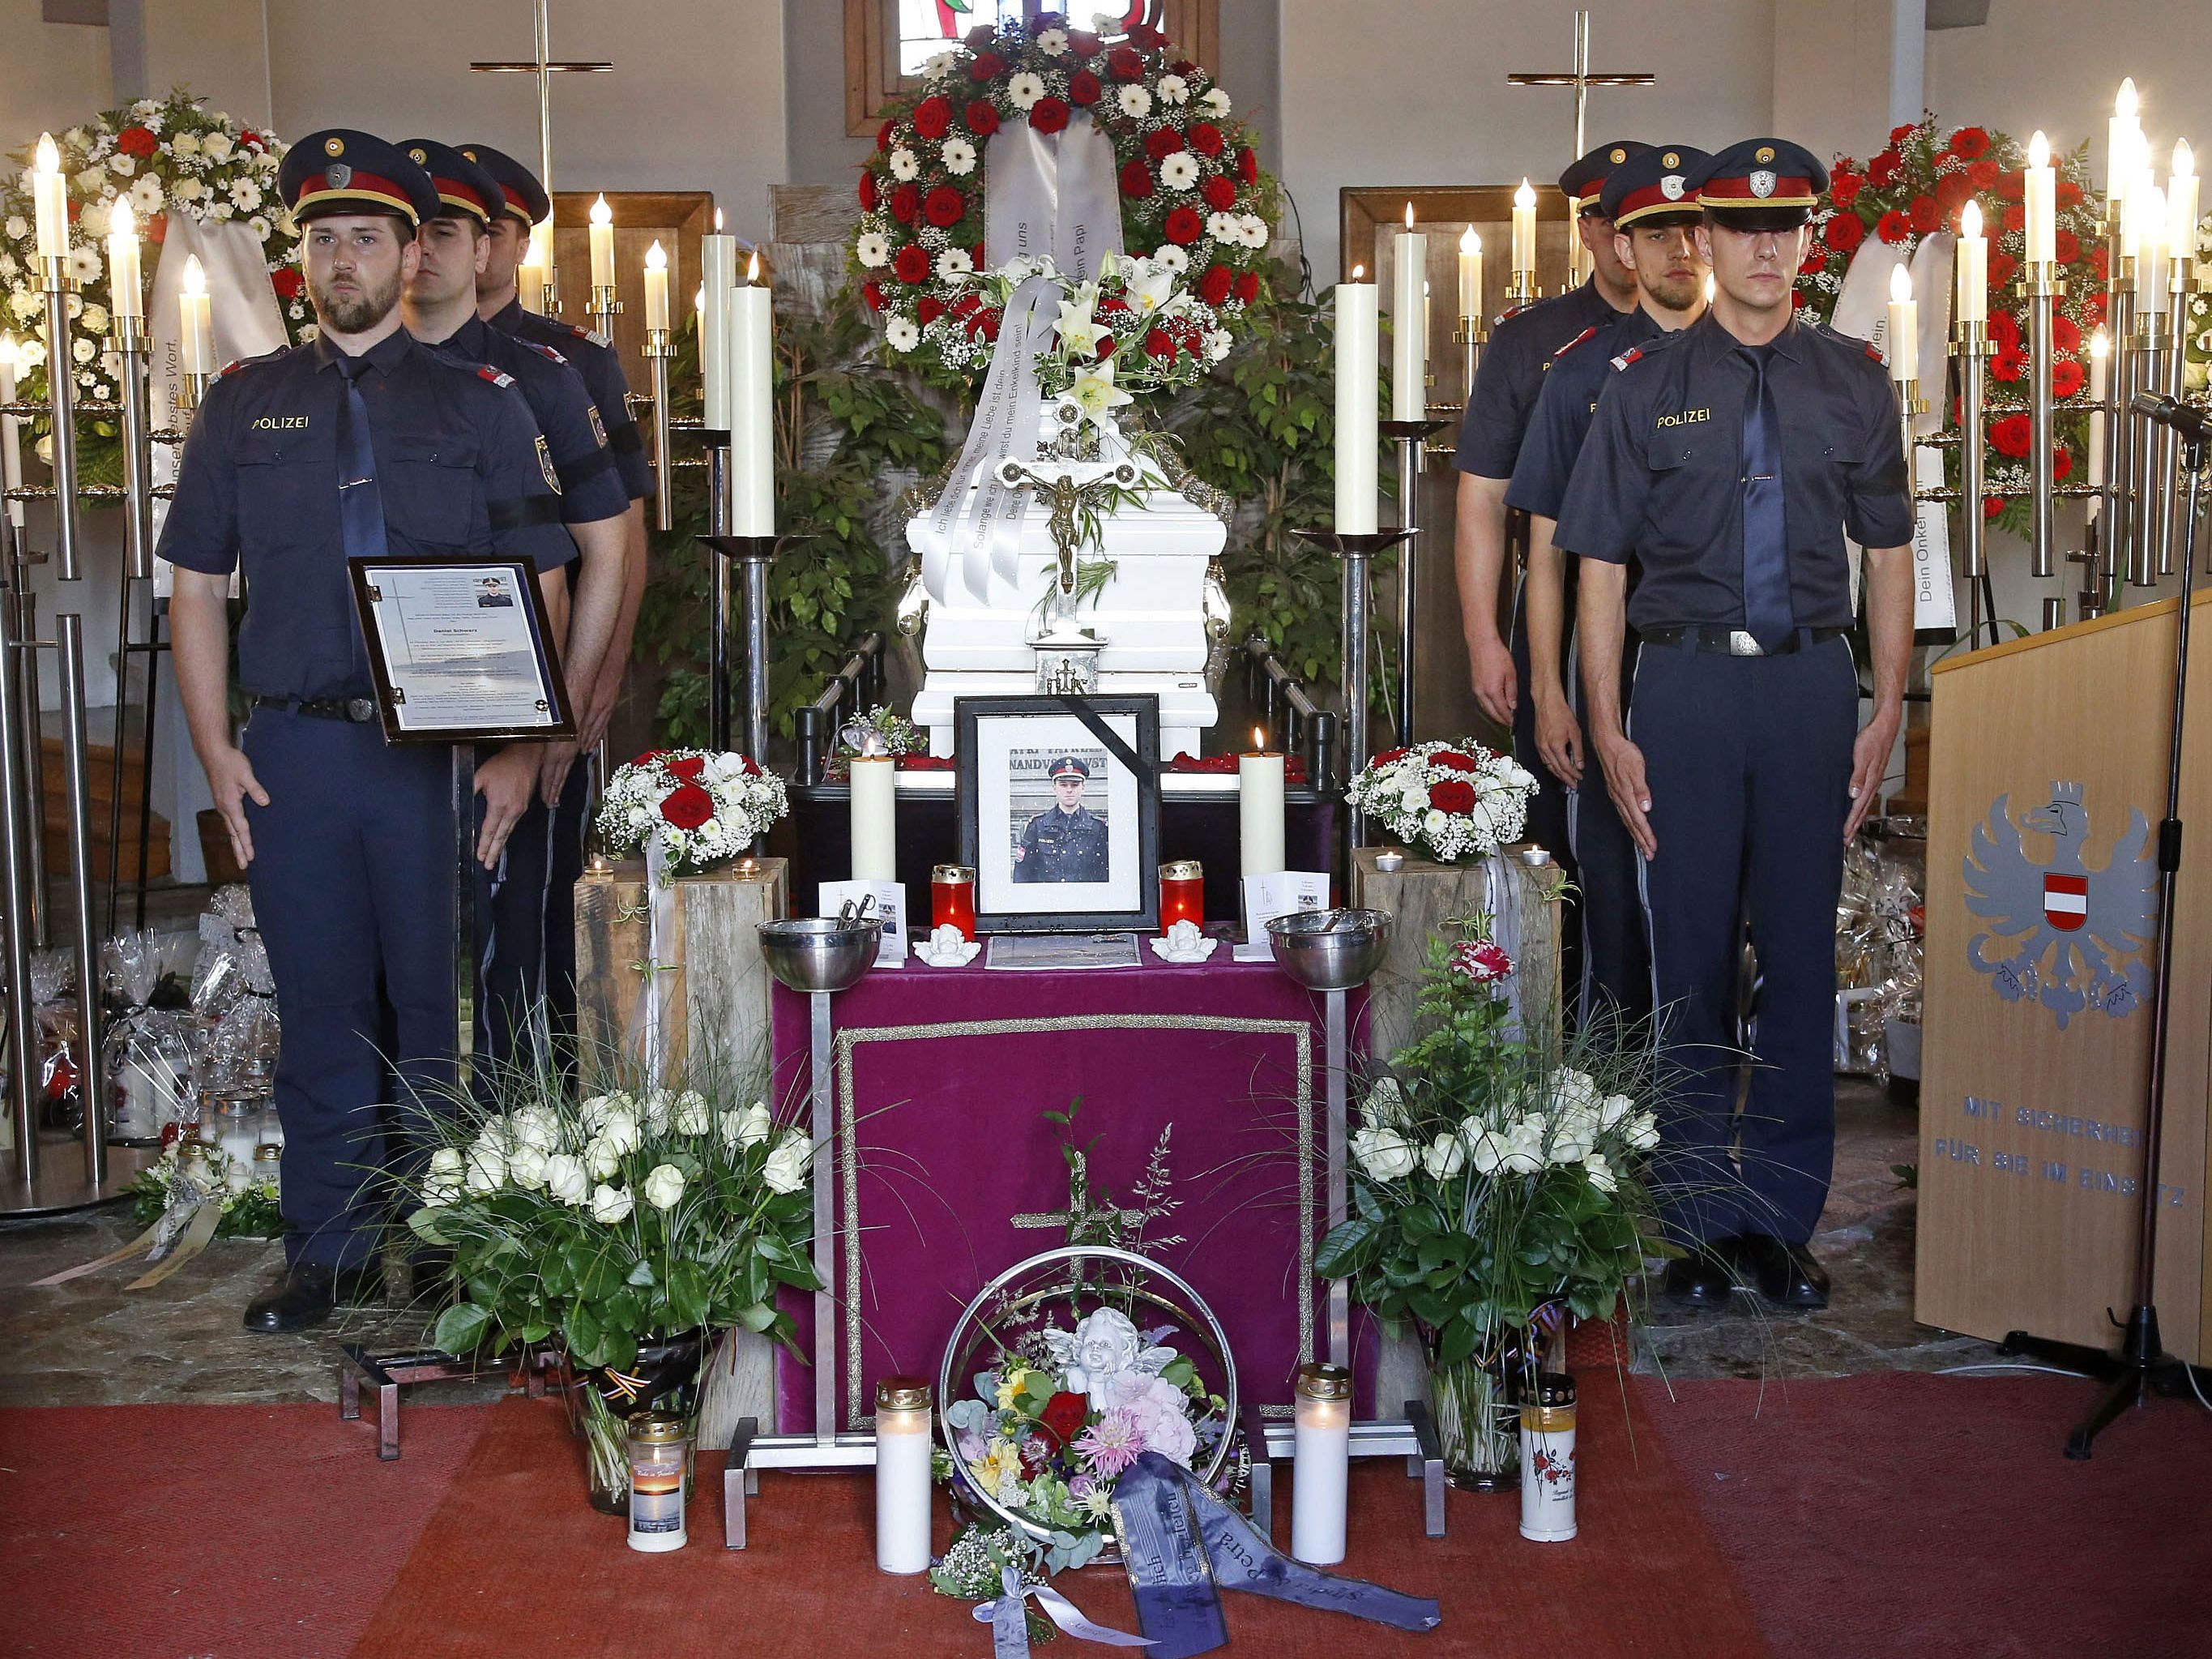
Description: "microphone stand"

(2001, 398), (2212, 1456)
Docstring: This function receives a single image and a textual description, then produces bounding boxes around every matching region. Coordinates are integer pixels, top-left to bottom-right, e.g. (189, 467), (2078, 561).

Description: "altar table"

(768, 945), (1372, 1435)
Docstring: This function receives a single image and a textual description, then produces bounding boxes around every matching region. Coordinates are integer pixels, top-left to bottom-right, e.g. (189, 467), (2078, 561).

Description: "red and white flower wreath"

(848, 13), (1276, 388)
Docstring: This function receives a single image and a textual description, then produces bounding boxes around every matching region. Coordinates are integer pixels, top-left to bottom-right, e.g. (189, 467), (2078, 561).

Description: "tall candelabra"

(1953, 319), (1996, 645)
(2105, 216), (2141, 589)
(2129, 279), (2171, 587)
(2023, 260), (2063, 578)
(2151, 257), (2197, 579)
(644, 326), (674, 533)
(1381, 417), (1451, 743)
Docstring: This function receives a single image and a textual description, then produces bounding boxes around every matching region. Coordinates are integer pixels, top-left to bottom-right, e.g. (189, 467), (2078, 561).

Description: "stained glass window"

(893, 3), (1160, 77)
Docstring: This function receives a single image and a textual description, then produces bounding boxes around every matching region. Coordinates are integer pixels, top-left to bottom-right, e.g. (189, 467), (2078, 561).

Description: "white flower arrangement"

(1344, 739), (1538, 864)
(593, 748), (788, 878)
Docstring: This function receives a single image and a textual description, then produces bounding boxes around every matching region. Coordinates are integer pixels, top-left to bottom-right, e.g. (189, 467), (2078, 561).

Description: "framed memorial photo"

(347, 557), (575, 745)
(956, 695), (1161, 934)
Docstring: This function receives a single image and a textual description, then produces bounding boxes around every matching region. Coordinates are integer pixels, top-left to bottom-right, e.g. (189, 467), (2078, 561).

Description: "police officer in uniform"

(1452, 139), (1647, 1003)
(398, 139), (630, 1064)
(1505, 145), (1711, 1024)
(1014, 757), (1112, 883)
(465, 143), (655, 1056)
(1557, 139), (1914, 1311)
(163, 132), (575, 1332)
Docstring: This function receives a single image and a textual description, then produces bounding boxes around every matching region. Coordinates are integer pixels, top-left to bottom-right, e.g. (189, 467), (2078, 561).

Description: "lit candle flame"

(2090, 324), (2111, 360)
(1253, 725), (1266, 750)
(589, 194), (612, 227)
(181, 254), (207, 297)
(644, 239), (667, 272)
(2117, 77), (2138, 119)
(746, 249), (761, 283)
(694, 284), (704, 312)
(1351, 263), (1364, 280)
(1961, 199), (1980, 239)
(715, 207), (724, 231)
(1460, 227), (1479, 253)
(2028, 130), (2050, 170)
(1889, 263), (1912, 302)
(1403, 201), (1415, 229)
(1514, 179), (1536, 209)
(34, 134), (58, 176)
(110, 197), (135, 240)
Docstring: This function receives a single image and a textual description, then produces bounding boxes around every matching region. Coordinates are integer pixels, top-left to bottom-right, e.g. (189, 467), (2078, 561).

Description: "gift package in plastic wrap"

(1834, 819), (1927, 1088)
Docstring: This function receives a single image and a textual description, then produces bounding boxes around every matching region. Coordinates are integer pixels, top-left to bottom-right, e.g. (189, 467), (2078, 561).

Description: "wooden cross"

(468, 0), (612, 192)
(1505, 9), (1657, 167)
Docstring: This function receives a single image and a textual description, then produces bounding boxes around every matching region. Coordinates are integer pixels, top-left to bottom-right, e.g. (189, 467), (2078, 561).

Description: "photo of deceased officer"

(476, 575), (515, 608)
(1010, 750), (1112, 883)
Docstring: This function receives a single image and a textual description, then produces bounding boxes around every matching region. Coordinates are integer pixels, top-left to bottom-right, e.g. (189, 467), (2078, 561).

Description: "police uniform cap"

(278, 130), (440, 227)
(1691, 138), (1829, 229)
(1603, 144), (1715, 229)
(1048, 755), (1091, 780)
(399, 138), (505, 229)
(459, 142), (553, 227)
(1558, 140), (1653, 216)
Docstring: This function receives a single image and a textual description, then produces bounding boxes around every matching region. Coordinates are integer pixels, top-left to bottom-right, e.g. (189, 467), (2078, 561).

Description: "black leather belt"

(250, 694), (379, 722)
(1640, 626), (1848, 657)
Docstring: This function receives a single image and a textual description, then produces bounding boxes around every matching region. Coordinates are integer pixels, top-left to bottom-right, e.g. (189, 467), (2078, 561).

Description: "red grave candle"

(932, 864), (977, 940)
(1159, 860), (1205, 933)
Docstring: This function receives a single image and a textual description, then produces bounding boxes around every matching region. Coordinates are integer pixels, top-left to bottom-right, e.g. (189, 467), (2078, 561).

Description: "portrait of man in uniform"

(1012, 753), (1112, 884)
(476, 575), (515, 608)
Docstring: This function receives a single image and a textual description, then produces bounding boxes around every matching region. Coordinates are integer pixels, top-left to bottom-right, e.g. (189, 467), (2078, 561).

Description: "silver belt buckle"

(1727, 631), (1764, 657)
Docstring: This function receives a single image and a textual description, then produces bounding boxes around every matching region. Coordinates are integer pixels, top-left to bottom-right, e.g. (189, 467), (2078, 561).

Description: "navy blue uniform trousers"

(241, 708), (454, 1270)
(1629, 633), (1856, 1246)
(1568, 635), (1650, 1027)
(477, 759), (588, 1069)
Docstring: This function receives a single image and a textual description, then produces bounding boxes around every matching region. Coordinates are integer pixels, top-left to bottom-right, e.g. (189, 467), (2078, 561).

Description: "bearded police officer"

(1557, 139), (1913, 1311)
(463, 141), (655, 1054)
(399, 139), (630, 1065)
(1014, 757), (1111, 883)
(1505, 145), (1711, 1025)
(162, 131), (575, 1332)
(1451, 139), (1646, 1001)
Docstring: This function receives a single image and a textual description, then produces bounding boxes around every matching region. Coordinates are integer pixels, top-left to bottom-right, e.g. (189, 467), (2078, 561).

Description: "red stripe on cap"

(433, 175), (492, 218)
(500, 185), (535, 220)
(1699, 174), (1816, 204)
(1613, 181), (1695, 224)
(296, 169), (416, 217)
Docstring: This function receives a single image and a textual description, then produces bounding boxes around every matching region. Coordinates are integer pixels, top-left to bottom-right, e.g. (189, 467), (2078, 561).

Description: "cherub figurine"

(1044, 1307), (1175, 1413)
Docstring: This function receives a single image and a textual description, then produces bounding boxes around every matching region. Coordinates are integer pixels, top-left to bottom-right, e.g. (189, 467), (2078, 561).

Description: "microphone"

(2131, 391), (2212, 442)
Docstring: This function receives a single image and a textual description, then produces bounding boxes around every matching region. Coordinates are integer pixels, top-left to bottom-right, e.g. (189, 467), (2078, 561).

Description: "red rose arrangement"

(595, 748), (789, 875)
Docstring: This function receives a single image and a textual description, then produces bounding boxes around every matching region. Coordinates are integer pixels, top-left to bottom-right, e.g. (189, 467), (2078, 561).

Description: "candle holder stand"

(1504, 274), (1539, 314)
(644, 327), (674, 532)
(2130, 301), (2171, 587)
(698, 534), (783, 771)
(588, 286), (621, 334)
(41, 259), (79, 581)
(105, 313), (159, 937)
(1951, 323), (1997, 648)
(1289, 528), (1416, 851)
(2107, 253), (2140, 586)
(2021, 263), (2064, 579)
(2042, 596), (2066, 631)
(543, 265), (562, 319)
(1381, 418), (1450, 744)
(2152, 265), (2198, 579)
(1454, 316), (1488, 416)
(173, 370), (210, 422)
(699, 431), (732, 750)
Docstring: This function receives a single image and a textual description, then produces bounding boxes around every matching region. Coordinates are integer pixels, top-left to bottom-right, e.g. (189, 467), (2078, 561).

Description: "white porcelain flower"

(1200, 87), (1232, 117)
(545, 1153), (591, 1205)
(1155, 74), (1190, 105)
(673, 1091), (710, 1136)
(507, 1146), (549, 1191)
(720, 1101), (773, 1151)
(1352, 1122), (1416, 1181)
(590, 1182), (634, 1223)
(1118, 84), (1153, 119)
(936, 246), (975, 281)
(1423, 1133), (1467, 1180)
(762, 1128), (813, 1194)
(942, 137), (977, 176)
(1158, 152), (1199, 191)
(889, 146), (920, 182)
(1007, 71), (1047, 111)
(1036, 26), (1070, 55)
(885, 314), (921, 352)
(642, 1162), (687, 1210)
(1584, 1152), (1618, 1194)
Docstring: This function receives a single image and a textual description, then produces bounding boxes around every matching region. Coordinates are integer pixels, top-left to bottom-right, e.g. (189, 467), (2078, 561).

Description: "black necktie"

(1736, 344), (1793, 652)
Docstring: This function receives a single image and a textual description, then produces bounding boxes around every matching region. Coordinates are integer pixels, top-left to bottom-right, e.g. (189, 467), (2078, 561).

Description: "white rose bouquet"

(1344, 739), (1538, 864)
(594, 747), (788, 876)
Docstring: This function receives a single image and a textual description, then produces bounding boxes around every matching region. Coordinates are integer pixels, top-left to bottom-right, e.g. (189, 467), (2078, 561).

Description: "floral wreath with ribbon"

(848, 11), (1276, 393)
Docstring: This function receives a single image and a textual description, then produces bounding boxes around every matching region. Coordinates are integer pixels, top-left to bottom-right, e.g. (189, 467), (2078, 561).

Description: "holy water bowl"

(757, 917), (885, 995)
(1266, 907), (1391, 992)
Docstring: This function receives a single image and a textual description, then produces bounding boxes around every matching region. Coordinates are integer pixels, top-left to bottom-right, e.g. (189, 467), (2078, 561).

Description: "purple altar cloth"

(769, 946), (1370, 1434)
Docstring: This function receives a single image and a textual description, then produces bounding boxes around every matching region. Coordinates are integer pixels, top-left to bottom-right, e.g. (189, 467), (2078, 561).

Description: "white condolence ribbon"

(975, 1566), (1155, 1656)
(917, 112), (1123, 602)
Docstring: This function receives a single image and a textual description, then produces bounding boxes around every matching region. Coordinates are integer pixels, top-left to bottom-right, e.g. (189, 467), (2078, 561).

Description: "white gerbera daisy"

(1200, 87), (1232, 118)
(1118, 84), (1152, 119)
(922, 49), (957, 80)
(1205, 211), (1239, 244)
(1158, 152), (1199, 190)
(1155, 74), (1190, 106)
(69, 246), (102, 284)
(935, 246), (975, 281)
(1036, 28), (1069, 56)
(1204, 328), (1232, 361)
(1238, 213), (1270, 249)
(1150, 244), (1189, 274)
(884, 315), (921, 352)
(889, 147), (920, 182)
(4, 216), (26, 240)
(228, 177), (262, 212)
(942, 137), (977, 176)
(1007, 72), (1045, 111)
(855, 231), (890, 267)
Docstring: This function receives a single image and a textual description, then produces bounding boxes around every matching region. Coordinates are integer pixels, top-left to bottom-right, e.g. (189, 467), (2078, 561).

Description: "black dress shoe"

(1662, 1247), (1736, 1307)
(242, 1262), (381, 1333)
(1734, 1234), (1830, 1310)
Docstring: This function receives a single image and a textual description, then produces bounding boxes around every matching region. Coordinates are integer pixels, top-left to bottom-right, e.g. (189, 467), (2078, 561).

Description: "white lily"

(1069, 357), (1134, 419)
(1056, 289), (1104, 357)
(1123, 266), (1186, 320)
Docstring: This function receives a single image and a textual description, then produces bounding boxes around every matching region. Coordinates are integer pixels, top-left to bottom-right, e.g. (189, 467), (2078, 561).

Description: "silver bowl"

(757, 917), (886, 994)
(1266, 907), (1391, 991)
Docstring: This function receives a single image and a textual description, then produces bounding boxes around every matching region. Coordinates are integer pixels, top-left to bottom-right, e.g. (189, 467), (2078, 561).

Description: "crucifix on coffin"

(995, 449), (1139, 696)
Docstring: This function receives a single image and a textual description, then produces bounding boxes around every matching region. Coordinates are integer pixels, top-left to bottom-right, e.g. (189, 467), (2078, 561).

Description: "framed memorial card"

(348, 557), (575, 745)
(955, 695), (1161, 935)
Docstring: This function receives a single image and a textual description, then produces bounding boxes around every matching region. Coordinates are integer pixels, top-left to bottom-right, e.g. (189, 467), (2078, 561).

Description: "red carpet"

(1640, 1371), (2212, 1659)
(0, 1400), (489, 1658)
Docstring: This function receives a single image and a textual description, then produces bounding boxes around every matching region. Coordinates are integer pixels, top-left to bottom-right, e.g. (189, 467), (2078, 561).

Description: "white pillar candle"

(643, 240), (670, 332)
(1333, 272), (1378, 534)
(518, 214), (550, 313)
(106, 198), (142, 319)
(1457, 228), (1482, 322)
(2087, 326), (2110, 515)
(0, 333), (22, 528)
(2024, 131), (2056, 267)
(178, 255), (213, 377)
(700, 222), (736, 432)
(728, 252), (775, 533)
(1291, 1362), (1352, 1566)
(2137, 184), (2170, 303)
(1238, 729), (1287, 878)
(849, 753), (897, 881)
(2107, 79), (2142, 215)
(32, 135), (69, 264)
(1511, 180), (1538, 282)
(2167, 141), (2198, 281)
(1956, 199), (1987, 325)
(1390, 207), (1425, 421)
(874, 1378), (933, 1575)
(588, 195), (615, 290)
(1886, 263), (1917, 383)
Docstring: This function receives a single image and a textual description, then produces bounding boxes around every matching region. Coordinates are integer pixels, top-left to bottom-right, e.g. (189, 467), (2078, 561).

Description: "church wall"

(1277, 0), (1779, 284)
(257, 0), (789, 242)
(0, 2), (113, 139)
(135, 0), (276, 130)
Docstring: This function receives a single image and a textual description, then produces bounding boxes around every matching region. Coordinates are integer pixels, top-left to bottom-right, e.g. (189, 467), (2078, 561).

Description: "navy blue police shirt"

(486, 297), (653, 502)
(428, 314), (627, 530)
(1552, 311), (1913, 634)
(158, 327), (574, 701)
(1452, 277), (1630, 481)
(1506, 306), (1663, 523)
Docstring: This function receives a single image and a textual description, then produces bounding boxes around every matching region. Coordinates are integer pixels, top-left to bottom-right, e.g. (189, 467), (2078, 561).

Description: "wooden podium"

(1917, 593), (2211, 1365)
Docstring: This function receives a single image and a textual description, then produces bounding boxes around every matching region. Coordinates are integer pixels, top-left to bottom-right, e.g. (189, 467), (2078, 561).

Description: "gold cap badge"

(324, 136), (345, 156)
(1609, 147), (1626, 164)
(1663, 151), (1680, 167)
(408, 147), (427, 164)
(1755, 145), (1775, 163)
